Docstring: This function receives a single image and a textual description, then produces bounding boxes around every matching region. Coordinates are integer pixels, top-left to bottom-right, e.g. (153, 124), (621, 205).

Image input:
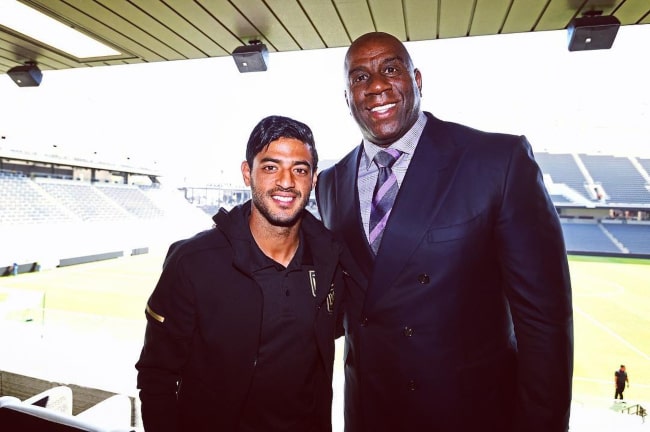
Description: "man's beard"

(250, 185), (308, 228)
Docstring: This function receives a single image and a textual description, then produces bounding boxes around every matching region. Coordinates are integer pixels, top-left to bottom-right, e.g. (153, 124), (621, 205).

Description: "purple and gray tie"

(369, 148), (402, 254)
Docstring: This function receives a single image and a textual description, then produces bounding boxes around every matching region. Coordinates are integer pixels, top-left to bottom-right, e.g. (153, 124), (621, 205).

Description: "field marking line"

(572, 273), (625, 298)
(574, 305), (650, 363)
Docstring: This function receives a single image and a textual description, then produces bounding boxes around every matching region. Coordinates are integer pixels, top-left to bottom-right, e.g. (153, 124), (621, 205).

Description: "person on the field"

(615, 364), (630, 402)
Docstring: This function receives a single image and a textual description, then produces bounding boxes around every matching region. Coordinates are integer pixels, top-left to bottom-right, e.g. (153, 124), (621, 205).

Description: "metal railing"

(621, 404), (647, 423)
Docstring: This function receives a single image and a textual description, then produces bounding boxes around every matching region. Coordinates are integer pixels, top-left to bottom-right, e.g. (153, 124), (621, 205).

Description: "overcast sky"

(1, 24), (648, 186)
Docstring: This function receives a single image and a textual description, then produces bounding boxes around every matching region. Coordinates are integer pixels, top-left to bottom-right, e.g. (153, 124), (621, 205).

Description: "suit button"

(417, 274), (430, 284)
(360, 317), (368, 327)
(403, 327), (414, 337)
(407, 380), (417, 391)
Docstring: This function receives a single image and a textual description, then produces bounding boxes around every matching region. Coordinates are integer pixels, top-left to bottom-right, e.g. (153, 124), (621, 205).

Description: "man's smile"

(369, 103), (397, 113)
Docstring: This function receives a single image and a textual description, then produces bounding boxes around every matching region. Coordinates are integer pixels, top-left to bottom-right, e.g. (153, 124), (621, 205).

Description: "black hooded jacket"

(136, 202), (346, 431)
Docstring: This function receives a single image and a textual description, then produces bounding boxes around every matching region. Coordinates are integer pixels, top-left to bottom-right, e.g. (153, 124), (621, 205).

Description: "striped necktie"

(369, 148), (402, 254)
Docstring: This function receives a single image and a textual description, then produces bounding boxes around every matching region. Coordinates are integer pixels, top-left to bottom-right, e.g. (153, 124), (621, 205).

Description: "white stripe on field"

(575, 306), (650, 363)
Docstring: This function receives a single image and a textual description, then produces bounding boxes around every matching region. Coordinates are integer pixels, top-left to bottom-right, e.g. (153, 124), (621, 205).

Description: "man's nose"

(276, 168), (295, 188)
(365, 74), (391, 95)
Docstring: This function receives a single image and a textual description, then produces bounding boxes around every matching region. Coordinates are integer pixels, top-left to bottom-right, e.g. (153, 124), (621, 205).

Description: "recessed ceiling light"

(0, 0), (120, 59)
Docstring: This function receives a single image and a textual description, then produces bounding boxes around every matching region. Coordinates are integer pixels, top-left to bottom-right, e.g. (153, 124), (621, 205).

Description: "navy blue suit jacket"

(316, 113), (573, 432)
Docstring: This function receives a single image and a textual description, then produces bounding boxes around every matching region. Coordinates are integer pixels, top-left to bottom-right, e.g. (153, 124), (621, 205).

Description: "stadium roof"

(1, 0), (649, 75)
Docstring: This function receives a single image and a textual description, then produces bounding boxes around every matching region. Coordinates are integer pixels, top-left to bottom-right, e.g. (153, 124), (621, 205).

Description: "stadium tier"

(1, 151), (650, 272)
(0, 170), (211, 272)
(533, 152), (650, 206)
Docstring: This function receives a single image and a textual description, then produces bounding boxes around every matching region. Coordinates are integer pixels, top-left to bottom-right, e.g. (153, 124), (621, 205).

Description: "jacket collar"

(212, 201), (340, 304)
(367, 112), (459, 308)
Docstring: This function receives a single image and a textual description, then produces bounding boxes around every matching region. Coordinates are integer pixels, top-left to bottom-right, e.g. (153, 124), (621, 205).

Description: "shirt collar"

(362, 111), (427, 169)
(249, 227), (305, 272)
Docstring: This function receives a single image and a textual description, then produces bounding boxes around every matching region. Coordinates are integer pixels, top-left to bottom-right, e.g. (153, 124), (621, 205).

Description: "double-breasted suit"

(316, 113), (573, 432)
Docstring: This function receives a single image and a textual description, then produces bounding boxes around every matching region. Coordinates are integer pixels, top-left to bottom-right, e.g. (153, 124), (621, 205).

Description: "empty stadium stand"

(639, 157), (650, 177)
(94, 183), (165, 220)
(580, 154), (650, 205)
(559, 220), (650, 256)
(2, 152), (650, 269)
(0, 172), (212, 272)
(35, 178), (131, 222)
(534, 152), (595, 202)
(601, 222), (650, 255)
(0, 172), (77, 225)
(560, 221), (623, 254)
(534, 152), (650, 207)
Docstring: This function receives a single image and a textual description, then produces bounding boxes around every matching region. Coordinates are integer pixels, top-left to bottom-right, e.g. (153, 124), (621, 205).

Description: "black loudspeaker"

(232, 43), (269, 73)
(7, 62), (43, 87)
(567, 14), (621, 51)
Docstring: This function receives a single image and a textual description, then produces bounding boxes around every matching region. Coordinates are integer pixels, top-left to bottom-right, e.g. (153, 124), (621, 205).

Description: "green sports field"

(569, 255), (650, 407)
(1, 251), (649, 407)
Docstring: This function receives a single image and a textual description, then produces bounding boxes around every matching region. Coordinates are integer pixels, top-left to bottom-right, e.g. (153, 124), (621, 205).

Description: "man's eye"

(295, 168), (309, 175)
(262, 165), (276, 172)
(384, 66), (399, 75)
(351, 74), (367, 84)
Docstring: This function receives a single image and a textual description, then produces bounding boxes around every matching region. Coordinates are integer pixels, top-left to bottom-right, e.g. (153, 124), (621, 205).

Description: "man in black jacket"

(136, 115), (346, 432)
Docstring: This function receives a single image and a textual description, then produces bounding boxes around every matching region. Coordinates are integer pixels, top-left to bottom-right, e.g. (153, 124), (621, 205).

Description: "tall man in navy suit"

(316, 32), (574, 431)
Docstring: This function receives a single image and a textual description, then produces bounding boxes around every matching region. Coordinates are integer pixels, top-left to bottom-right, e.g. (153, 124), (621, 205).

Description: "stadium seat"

(76, 393), (132, 429)
(22, 385), (73, 414)
(0, 389), (135, 431)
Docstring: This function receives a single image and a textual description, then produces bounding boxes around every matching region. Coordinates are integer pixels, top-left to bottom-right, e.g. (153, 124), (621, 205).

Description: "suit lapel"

(333, 146), (375, 278)
(366, 114), (459, 309)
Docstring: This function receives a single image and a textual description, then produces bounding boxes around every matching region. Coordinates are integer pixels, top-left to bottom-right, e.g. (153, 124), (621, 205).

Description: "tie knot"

(374, 148), (401, 168)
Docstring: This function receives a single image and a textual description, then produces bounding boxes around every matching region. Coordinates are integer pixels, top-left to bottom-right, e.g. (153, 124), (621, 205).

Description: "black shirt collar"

(249, 229), (306, 272)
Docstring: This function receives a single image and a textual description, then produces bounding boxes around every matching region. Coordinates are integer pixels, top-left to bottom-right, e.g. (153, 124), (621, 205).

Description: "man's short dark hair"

(245, 115), (318, 170)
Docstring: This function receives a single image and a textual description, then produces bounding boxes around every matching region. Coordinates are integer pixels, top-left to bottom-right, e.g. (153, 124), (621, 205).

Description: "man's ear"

(241, 160), (251, 186)
(311, 171), (318, 191)
(414, 68), (423, 97)
(344, 90), (350, 109)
